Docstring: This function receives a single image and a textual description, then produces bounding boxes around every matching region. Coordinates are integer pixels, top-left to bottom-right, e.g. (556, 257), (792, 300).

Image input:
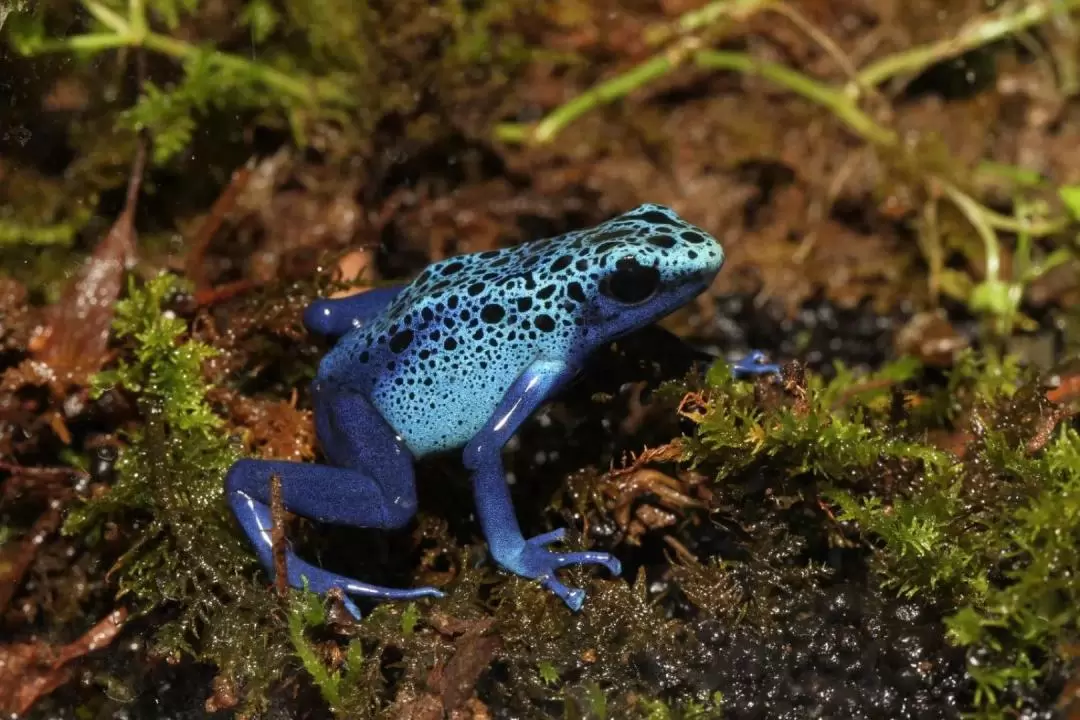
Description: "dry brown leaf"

(0, 608), (128, 715)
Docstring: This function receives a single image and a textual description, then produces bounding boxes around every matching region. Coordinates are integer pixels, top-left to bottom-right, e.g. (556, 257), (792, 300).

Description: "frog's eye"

(600, 257), (660, 305)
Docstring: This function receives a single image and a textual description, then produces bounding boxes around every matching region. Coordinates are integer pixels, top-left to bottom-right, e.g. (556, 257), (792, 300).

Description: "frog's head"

(576, 204), (724, 343)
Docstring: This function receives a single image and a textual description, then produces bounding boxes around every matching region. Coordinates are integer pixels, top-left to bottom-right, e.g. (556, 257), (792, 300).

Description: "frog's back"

(317, 235), (589, 454)
(317, 205), (723, 456)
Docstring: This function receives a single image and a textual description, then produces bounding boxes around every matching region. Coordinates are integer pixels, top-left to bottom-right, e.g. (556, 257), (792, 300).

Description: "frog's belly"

(371, 372), (510, 457)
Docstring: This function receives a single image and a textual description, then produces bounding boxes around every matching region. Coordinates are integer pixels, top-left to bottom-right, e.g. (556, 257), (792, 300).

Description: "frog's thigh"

(226, 388), (417, 532)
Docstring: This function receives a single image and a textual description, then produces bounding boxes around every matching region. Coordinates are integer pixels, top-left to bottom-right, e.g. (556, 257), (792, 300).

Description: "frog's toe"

(390, 586), (446, 600)
(540, 576), (586, 611)
(731, 350), (781, 378)
(289, 557), (443, 615)
(340, 594), (363, 620)
(522, 532), (622, 575)
(508, 532), (623, 610)
(548, 549), (622, 575)
(529, 527), (568, 545)
(337, 584), (442, 620)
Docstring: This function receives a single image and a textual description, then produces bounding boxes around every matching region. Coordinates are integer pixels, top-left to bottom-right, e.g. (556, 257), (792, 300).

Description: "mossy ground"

(1, 1), (1080, 718)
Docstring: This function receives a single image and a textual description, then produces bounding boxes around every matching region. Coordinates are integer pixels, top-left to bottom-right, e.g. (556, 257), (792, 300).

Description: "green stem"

(980, 206), (1071, 238)
(940, 180), (1001, 281)
(15, 0), (345, 106)
(643, 0), (773, 45)
(140, 32), (321, 103)
(34, 33), (132, 54)
(534, 54), (678, 144)
(693, 50), (898, 148)
(854, 0), (1080, 91)
(128, 0), (147, 37)
(495, 47), (689, 145)
(30, 26), (330, 106)
(495, 47), (900, 149)
(83, 0), (129, 34)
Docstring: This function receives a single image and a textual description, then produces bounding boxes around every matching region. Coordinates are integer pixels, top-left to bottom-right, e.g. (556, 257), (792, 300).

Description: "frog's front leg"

(225, 385), (442, 619)
(303, 284), (406, 338)
(462, 359), (622, 611)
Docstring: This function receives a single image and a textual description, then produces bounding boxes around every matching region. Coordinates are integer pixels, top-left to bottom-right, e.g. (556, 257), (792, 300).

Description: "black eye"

(600, 257), (660, 305)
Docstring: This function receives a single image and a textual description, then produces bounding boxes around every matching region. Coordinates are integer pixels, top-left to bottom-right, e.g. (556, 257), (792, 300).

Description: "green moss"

(687, 355), (937, 481)
(678, 353), (1080, 714)
(90, 274), (222, 433)
(944, 426), (1080, 713)
(64, 273), (291, 714)
(287, 585), (372, 716)
(636, 692), (724, 720)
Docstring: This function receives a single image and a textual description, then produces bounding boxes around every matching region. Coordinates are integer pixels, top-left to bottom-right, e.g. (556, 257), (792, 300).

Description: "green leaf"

(537, 660), (559, 686)
(1058, 184), (1080, 220)
(968, 279), (1019, 317)
(240, 0), (280, 44)
(400, 602), (419, 636)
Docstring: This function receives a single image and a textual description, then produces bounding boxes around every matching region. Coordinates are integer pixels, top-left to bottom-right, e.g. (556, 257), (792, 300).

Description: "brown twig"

(662, 534), (700, 565)
(193, 278), (259, 308)
(0, 461), (86, 478)
(50, 608), (129, 668)
(269, 472), (289, 598)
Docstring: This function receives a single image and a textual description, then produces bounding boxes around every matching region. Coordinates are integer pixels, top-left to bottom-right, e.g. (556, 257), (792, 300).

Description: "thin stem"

(693, 50), (898, 147)
(767, 3), (860, 86)
(128, 0), (147, 38)
(979, 206), (1071, 237)
(854, 0), (1080, 92)
(83, 0), (129, 34)
(940, 179), (1001, 281)
(30, 26), (330, 106)
(140, 32), (320, 103)
(495, 47), (688, 145)
(531, 54), (679, 144)
(34, 33), (133, 53)
(644, 0), (774, 46)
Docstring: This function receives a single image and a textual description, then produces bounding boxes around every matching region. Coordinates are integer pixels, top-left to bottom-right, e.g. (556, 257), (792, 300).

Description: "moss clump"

(65, 273), (291, 714)
(677, 352), (1079, 715)
(286, 585), (373, 716)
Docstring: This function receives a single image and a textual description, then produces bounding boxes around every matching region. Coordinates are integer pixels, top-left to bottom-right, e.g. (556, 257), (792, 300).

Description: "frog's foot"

(731, 350), (781, 378)
(287, 555), (444, 620)
(499, 528), (622, 611)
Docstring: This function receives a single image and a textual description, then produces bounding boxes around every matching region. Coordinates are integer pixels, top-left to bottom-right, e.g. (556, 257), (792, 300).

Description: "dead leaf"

(428, 632), (501, 712)
(0, 507), (63, 615)
(32, 143), (145, 395)
(0, 608), (128, 715)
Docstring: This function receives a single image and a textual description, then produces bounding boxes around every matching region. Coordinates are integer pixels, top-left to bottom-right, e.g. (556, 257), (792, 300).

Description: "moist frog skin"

(225, 203), (778, 619)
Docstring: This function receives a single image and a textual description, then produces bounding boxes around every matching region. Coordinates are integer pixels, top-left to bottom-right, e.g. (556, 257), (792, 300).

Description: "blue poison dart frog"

(225, 203), (779, 619)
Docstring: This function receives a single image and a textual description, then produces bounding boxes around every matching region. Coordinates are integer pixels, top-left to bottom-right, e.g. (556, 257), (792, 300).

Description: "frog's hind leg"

(224, 387), (441, 618)
(303, 284), (406, 338)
